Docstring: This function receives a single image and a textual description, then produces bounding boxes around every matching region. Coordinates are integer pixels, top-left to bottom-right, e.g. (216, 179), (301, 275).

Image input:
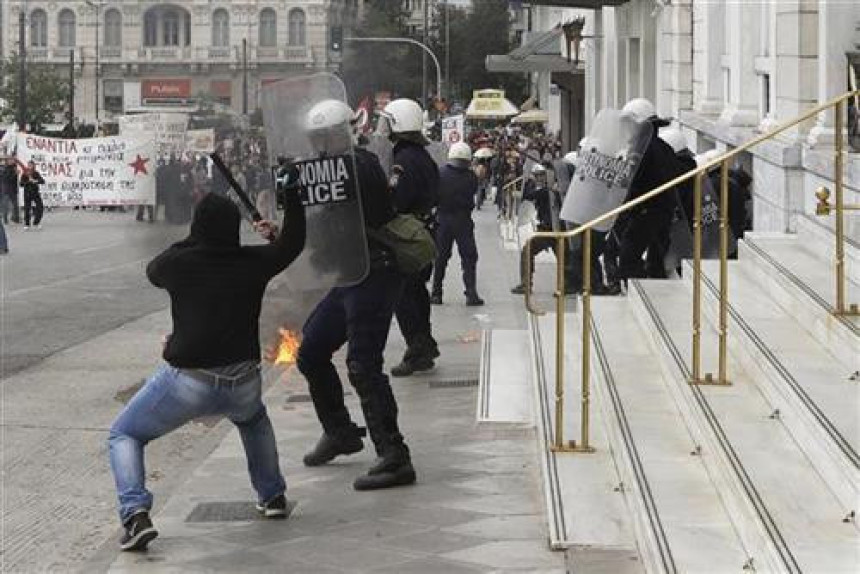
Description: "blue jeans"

(108, 364), (285, 523)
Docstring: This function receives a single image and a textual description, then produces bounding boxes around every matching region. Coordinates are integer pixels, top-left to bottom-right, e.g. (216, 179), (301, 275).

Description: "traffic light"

(330, 26), (343, 52)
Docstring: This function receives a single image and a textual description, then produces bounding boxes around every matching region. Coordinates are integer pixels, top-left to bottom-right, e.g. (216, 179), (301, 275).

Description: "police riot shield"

(364, 132), (394, 177)
(260, 74), (369, 322)
(426, 141), (449, 168)
(560, 109), (653, 231)
(671, 172), (728, 262)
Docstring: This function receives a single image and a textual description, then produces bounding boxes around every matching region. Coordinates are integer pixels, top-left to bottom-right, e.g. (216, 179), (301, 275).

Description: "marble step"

(686, 258), (860, 513)
(527, 313), (640, 559)
(477, 329), (534, 425)
(739, 234), (859, 369)
(589, 298), (749, 572)
(795, 213), (860, 285)
(628, 279), (860, 573)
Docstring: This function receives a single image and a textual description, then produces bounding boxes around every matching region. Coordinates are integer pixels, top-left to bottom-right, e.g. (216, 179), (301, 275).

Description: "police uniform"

(297, 147), (416, 490)
(615, 125), (680, 280)
(390, 140), (441, 375)
(431, 162), (482, 304)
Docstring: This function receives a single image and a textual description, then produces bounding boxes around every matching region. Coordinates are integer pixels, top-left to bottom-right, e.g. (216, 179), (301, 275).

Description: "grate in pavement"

(185, 500), (296, 522)
(285, 393), (313, 403)
(428, 378), (479, 389)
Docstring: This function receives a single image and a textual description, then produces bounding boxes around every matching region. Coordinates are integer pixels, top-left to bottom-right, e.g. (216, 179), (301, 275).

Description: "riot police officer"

(614, 98), (679, 280)
(380, 99), (441, 377)
(430, 142), (484, 306)
(296, 100), (416, 491)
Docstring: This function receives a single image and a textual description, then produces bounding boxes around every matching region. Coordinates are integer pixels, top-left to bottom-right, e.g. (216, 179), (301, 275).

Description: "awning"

(525, 0), (627, 7)
(486, 24), (582, 74)
(511, 109), (549, 124)
(466, 89), (519, 120)
(486, 54), (581, 73)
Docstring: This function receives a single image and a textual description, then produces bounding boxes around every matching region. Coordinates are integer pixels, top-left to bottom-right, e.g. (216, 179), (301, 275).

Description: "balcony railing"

(23, 44), (314, 65)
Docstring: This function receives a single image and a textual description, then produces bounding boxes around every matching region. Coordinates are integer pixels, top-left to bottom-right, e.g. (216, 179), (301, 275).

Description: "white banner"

(441, 114), (465, 145)
(185, 128), (215, 154)
(119, 112), (188, 157)
(16, 134), (156, 207)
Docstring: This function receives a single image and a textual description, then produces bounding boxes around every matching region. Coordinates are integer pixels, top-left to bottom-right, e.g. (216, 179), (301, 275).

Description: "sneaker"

(255, 494), (291, 519)
(119, 510), (158, 552)
(23, 226), (30, 231)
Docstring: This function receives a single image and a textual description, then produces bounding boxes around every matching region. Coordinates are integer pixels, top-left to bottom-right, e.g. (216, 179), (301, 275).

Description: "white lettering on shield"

(299, 157), (352, 206)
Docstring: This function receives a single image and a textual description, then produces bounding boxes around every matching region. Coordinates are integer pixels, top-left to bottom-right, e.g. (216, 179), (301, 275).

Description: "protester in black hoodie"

(107, 188), (305, 552)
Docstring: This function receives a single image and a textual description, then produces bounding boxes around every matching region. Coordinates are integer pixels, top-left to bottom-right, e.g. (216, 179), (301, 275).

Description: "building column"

(766, 0), (818, 138)
(719, 0), (759, 125)
(692, 0), (723, 115)
(584, 8), (603, 132)
(807, 0), (856, 147)
(659, 0), (693, 117)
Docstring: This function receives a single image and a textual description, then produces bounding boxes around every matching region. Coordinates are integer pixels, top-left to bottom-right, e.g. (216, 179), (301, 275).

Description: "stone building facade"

(583, 0), (859, 233)
(2, 0), (360, 122)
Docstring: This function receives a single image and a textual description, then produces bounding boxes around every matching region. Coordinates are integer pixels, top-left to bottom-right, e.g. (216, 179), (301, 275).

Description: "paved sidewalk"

(97, 209), (566, 573)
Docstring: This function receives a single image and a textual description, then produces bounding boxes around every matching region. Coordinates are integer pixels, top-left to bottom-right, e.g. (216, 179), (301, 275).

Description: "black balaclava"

(188, 192), (241, 249)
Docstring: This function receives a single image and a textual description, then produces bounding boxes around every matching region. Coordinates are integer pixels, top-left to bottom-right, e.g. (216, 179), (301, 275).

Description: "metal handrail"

(523, 90), (859, 453)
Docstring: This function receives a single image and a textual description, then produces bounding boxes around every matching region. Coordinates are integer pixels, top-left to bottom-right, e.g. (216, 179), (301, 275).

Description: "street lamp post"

(17, 10), (27, 131)
(85, 0), (104, 125)
(344, 37), (442, 101)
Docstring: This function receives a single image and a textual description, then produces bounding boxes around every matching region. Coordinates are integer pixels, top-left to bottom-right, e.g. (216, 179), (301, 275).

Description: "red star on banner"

(129, 154), (150, 176)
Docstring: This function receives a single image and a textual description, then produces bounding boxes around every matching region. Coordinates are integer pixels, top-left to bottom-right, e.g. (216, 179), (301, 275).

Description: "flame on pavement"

(265, 328), (302, 366)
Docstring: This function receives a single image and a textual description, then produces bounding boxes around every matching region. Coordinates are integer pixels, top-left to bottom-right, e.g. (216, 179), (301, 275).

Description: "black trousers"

(519, 235), (556, 287)
(567, 223), (608, 291)
(297, 267), (407, 454)
(24, 189), (43, 226)
(395, 263), (437, 359)
(617, 209), (673, 280)
(432, 215), (479, 297)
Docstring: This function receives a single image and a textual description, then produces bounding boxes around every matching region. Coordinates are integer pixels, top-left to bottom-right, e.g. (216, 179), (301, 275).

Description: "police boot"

(354, 443), (416, 491)
(391, 335), (438, 377)
(465, 291), (485, 306)
(349, 371), (417, 491)
(430, 290), (443, 305)
(303, 424), (366, 467)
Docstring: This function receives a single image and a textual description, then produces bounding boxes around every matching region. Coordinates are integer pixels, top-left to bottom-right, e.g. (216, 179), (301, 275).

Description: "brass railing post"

(691, 172), (704, 384)
(551, 236), (570, 451)
(717, 160), (732, 385)
(575, 229), (595, 453)
(835, 99), (845, 314)
(832, 99), (858, 316)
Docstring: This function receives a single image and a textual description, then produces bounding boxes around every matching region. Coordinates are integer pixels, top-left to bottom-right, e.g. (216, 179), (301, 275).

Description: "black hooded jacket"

(147, 191), (305, 368)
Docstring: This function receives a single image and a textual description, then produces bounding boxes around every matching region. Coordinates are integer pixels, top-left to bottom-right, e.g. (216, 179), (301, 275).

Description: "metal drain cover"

(285, 393), (312, 403)
(185, 500), (296, 523)
(428, 378), (479, 389)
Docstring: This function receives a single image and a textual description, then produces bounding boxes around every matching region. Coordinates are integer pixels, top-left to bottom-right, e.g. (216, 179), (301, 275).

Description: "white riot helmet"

(563, 151), (578, 164)
(531, 163), (547, 177)
(304, 99), (365, 155)
(448, 142), (473, 162)
(380, 98), (424, 135)
(474, 147), (494, 159)
(659, 126), (687, 154)
(622, 98), (656, 121)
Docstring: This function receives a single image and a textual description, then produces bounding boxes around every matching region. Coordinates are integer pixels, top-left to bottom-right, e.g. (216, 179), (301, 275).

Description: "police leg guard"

(348, 366), (416, 491)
